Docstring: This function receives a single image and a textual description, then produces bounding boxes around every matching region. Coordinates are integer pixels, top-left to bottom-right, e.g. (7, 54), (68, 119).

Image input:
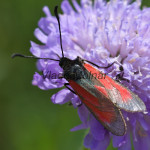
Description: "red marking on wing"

(84, 63), (132, 102)
(69, 80), (116, 123)
(83, 100), (114, 123)
(69, 80), (99, 107)
(106, 76), (132, 102)
(84, 63), (113, 89)
(95, 85), (108, 98)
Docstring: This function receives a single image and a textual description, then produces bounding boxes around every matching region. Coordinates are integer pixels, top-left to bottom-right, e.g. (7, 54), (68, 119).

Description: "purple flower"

(30, 0), (150, 149)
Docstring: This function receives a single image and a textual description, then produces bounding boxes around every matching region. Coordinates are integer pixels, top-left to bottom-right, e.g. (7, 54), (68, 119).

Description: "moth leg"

(64, 83), (76, 94)
(116, 66), (130, 82)
(83, 60), (119, 69)
(64, 83), (82, 107)
(58, 76), (63, 79)
(84, 59), (130, 82)
(116, 75), (130, 83)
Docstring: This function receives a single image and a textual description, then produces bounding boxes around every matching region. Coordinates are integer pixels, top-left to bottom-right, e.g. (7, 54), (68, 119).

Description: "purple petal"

(43, 78), (65, 89)
(38, 17), (51, 35)
(51, 89), (73, 104)
(34, 28), (48, 44)
(72, 0), (81, 12)
(47, 32), (58, 47)
(30, 41), (41, 57)
(118, 132), (131, 150)
(139, 114), (149, 131)
(84, 133), (99, 149)
(32, 72), (46, 90)
(89, 115), (105, 141)
(43, 6), (51, 17)
(112, 134), (126, 148)
(43, 61), (62, 75)
(133, 130), (150, 150)
(78, 104), (89, 124)
(71, 96), (82, 108)
(61, 0), (74, 14)
(94, 132), (110, 150)
(70, 123), (88, 131)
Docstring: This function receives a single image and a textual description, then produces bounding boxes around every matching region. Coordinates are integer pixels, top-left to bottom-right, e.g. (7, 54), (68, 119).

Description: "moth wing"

(69, 80), (126, 136)
(84, 63), (146, 112)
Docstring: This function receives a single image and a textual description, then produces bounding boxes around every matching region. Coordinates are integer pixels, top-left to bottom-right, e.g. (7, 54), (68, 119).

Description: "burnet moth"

(12, 6), (146, 136)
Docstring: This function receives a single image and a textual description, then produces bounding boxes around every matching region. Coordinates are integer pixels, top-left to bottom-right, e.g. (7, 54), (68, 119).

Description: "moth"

(12, 6), (146, 136)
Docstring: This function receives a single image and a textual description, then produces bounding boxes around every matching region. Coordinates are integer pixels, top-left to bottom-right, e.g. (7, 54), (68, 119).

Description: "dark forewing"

(69, 80), (126, 136)
(84, 63), (146, 112)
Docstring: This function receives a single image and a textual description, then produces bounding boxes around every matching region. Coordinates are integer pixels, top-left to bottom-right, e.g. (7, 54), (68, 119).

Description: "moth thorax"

(64, 64), (84, 80)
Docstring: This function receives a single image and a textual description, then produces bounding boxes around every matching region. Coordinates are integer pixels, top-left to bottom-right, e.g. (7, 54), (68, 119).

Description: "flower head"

(30, 0), (150, 149)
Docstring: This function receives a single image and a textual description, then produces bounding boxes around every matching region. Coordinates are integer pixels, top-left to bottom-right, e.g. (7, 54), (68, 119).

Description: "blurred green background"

(0, 0), (150, 150)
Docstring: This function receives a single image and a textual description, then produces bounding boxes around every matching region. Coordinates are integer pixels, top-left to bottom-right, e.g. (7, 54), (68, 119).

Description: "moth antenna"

(54, 6), (64, 58)
(55, 53), (61, 59)
(11, 53), (60, 61)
